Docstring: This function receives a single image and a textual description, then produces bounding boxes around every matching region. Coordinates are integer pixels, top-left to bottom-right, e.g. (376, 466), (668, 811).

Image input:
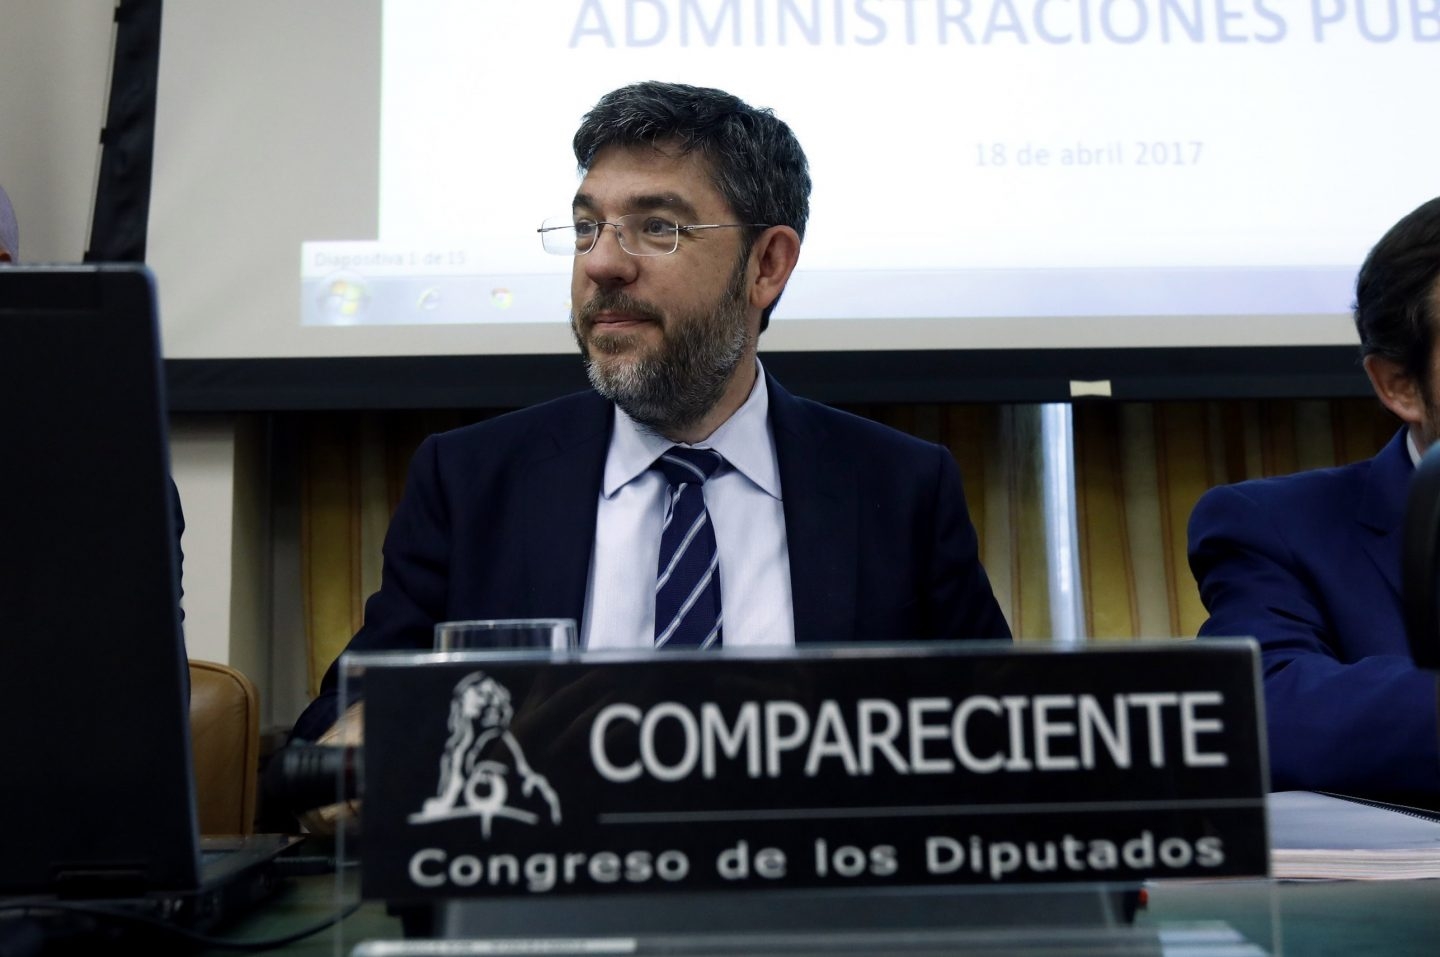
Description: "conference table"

(204, 872), (1440, 955)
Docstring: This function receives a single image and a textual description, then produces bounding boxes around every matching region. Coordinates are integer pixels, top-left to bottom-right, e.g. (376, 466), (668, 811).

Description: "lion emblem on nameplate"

(408, 671), (561, 838)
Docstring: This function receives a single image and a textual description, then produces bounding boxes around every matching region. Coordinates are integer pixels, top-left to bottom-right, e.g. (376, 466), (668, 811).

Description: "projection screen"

(145, 0), (1440, 407)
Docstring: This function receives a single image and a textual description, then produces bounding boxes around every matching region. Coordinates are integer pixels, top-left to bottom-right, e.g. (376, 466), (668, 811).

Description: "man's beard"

(572, 260), (750, 437)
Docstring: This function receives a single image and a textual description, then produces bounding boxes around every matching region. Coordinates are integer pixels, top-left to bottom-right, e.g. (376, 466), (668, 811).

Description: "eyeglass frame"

(537, 214), (771, 257)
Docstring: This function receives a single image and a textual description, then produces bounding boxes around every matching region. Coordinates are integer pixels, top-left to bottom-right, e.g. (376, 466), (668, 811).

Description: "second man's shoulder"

(1193, 431), (1403, 518)
(1189, 436), (1403, 549)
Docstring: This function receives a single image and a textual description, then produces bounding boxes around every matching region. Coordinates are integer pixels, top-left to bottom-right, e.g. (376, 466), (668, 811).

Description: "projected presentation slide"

(299, 0), (1438, 332)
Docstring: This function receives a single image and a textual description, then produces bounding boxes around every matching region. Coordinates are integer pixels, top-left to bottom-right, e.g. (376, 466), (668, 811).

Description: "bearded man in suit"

(294, 82), (1010, 741)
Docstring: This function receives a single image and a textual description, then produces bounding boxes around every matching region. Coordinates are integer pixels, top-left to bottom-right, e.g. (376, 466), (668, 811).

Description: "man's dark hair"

(1355, 196), (1440, 386)
(573, 81), (811, 331)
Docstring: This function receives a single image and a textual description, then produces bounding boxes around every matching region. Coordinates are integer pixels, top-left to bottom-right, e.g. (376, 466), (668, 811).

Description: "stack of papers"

(1268, 790), (1440, 880)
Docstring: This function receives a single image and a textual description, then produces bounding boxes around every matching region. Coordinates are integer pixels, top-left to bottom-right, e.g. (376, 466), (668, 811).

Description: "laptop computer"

(0, 264), (294, 933)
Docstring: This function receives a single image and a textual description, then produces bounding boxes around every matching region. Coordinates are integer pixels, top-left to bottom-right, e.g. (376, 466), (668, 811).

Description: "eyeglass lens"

(542, 215), (679, 256)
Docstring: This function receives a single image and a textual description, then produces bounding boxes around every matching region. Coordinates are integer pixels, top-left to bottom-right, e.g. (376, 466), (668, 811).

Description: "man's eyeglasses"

(537, 214), (768, 257)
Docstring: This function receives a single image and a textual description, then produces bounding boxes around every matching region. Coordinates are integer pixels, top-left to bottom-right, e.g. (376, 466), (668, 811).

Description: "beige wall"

(169, 414), (300, 726)
(168, 416), (264, 674)
(2, 1), (267, 704)
(0, 0), (112, 262)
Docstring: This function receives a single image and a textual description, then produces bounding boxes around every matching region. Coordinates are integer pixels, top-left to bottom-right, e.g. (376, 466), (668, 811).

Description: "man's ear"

(747, 226), (801, 314)
(1364, 354), (1425, 426)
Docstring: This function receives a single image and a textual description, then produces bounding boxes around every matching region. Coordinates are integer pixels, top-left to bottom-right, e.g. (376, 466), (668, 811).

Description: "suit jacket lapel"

(768, 373), (859, 644)
(521, 391), (613, 624)
(1357, 428), (1413, 602)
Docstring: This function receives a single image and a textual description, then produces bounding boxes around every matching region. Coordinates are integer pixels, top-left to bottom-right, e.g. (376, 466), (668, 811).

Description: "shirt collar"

(1408, 429), (1423, 468)
(602, 359), (781, 500)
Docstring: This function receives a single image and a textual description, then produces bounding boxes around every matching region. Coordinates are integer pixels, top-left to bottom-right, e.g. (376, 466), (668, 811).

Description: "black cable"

(0, 898), (363, 952)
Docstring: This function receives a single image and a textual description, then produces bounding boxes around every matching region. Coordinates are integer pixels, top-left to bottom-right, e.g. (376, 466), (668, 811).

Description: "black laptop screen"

(0, 265), (199, 896)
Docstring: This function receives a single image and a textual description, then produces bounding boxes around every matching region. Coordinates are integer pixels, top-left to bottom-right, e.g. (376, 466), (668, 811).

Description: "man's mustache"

(576, 291), (665, 330)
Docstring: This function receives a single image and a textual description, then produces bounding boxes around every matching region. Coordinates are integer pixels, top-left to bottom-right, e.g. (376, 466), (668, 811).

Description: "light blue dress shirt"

(580, 361), (796, 649)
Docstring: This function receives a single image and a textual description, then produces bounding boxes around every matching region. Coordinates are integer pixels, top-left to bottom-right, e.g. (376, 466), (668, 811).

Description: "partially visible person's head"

(0, 185), (17, 262)
(571, 81), (811, 333)
(1356, 197), (1440, 449)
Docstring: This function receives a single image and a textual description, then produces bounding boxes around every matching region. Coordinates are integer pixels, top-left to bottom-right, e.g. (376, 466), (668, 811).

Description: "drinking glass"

(433, 617), (577, 652)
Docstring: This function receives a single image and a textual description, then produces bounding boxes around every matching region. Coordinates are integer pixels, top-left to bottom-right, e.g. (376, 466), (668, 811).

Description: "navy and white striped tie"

(652, 447), (724, 649)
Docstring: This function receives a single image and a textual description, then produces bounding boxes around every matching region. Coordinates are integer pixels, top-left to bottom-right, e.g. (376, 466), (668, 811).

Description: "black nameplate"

(358, 643), (1267, 901)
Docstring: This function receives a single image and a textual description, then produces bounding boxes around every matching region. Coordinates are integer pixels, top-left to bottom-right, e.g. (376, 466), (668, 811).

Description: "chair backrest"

(188, 659), (260, 835)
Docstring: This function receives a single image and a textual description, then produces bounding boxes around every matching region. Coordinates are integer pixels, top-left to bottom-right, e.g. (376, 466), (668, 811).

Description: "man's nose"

(581, 223), (639, 286)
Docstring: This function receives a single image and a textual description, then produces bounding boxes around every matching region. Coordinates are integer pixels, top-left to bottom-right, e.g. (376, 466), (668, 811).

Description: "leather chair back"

(188, 659), (259, 835)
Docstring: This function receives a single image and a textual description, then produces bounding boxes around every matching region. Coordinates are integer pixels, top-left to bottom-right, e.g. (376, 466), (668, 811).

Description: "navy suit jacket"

(1188, 428), (1440, 796)
(293, 374), (1010, 739)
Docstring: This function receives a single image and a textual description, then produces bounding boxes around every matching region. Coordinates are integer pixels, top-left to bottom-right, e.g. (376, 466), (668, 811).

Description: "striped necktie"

(652, 447), (724, 649)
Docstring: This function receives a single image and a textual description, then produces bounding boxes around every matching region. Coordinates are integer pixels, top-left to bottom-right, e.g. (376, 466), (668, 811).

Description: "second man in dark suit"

(1188, 196), (1440, 800)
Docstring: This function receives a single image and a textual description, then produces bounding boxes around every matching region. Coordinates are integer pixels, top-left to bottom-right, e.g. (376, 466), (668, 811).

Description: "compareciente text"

(589, 691), (1229, 782)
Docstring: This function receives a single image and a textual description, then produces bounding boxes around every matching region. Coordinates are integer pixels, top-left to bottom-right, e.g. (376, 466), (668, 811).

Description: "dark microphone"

(262, 743), (362, 816)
